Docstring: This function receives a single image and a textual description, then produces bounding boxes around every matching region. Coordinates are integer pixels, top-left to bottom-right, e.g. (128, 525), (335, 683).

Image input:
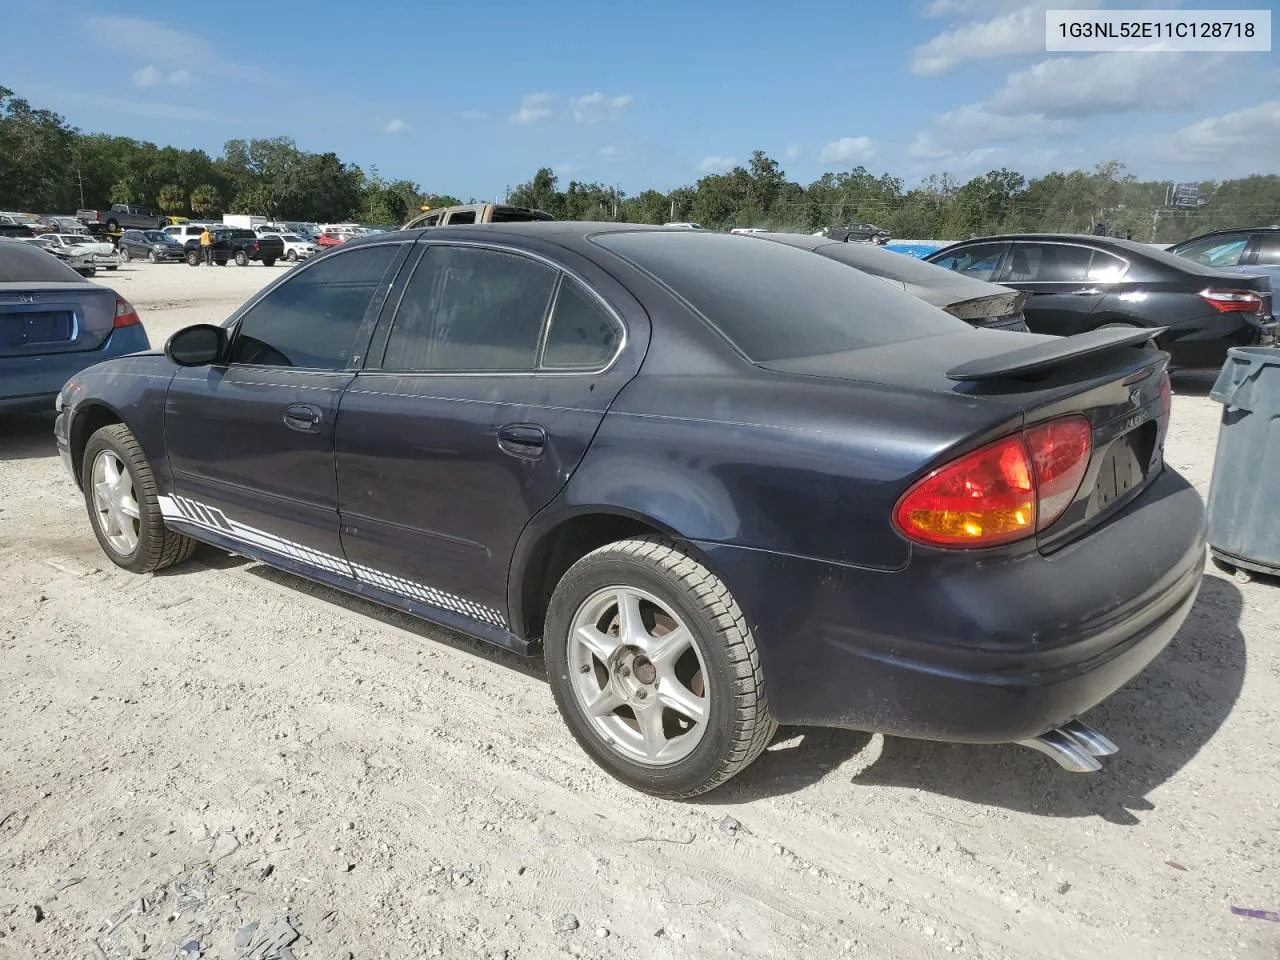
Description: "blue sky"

(7, 0), (1278, 198)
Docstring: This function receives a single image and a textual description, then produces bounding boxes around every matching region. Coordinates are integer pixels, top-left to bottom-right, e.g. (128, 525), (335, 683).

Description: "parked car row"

(923, 231), (1276, 369)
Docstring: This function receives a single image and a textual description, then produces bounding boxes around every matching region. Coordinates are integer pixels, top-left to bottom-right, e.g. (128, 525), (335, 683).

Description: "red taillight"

(894, 415), (1092, 549)
(113, 296), (141, 328)
(250, 241), (259, 251)
(1025, 417), (1092, 528)
(1199, 289), (1263, 313)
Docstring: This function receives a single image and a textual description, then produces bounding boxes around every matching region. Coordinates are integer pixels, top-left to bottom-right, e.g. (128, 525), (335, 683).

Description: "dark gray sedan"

(749, 232), (1030, 331)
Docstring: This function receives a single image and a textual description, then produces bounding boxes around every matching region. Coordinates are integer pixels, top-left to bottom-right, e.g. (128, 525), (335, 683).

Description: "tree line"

(3, 86), (1276, 242)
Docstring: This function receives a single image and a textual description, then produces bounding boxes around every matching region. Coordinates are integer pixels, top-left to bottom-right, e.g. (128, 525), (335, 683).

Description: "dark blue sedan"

(53, 224), (1205, 797)
(1, 239), (150, 414)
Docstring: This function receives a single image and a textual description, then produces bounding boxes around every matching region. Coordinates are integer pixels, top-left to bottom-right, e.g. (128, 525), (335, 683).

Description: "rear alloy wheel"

(544, 536), (776, 798)
(82, 424), (197, 574)
(234, 250), (249, 266)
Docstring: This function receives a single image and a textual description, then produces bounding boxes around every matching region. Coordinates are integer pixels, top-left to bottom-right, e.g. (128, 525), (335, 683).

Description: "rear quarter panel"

(555, 372), (1021, 571)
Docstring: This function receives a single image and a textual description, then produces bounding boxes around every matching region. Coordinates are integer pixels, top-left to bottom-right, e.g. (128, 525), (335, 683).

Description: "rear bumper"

(1165, 313), (1275, 367)
(0, 324), (152, 414)
(698, 465), (1206, 743)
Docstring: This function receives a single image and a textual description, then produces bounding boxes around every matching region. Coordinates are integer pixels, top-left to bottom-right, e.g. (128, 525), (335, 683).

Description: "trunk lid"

(0, 282), (118, 358)
(760, 327), (1171, 551)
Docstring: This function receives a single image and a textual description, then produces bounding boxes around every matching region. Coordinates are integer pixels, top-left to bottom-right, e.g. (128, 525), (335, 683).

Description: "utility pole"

(76, 167), (85, 209)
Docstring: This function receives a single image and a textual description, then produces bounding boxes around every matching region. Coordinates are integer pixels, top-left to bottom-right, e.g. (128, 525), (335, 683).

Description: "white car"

(262, 232), (318, 263)
(663, 221), (703, 230)
(33, 233), (120, 270)
(730, 227), (768, 235)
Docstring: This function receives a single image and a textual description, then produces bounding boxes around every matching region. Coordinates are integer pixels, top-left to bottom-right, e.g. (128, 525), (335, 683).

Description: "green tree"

(109, 180), (134, 205)
(190, 184), (223, 217)
(156, 183), (186, 214)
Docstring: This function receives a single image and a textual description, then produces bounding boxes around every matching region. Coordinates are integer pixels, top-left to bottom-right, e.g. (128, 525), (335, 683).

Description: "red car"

(315, 232), (346, 248)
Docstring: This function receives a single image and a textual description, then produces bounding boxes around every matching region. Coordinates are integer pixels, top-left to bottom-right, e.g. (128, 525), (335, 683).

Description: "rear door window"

(541, 278), (623, 369)
(999, 242), (1093, 283)
(594, 230), (965, 363)
(930, 242), (1008, 281)
(381, 245), (557, 372)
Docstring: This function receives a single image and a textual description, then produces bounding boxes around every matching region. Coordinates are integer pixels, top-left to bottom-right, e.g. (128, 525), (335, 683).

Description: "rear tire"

(544, 536), (776, 799)
(234, 250), (249, 266)
(216, 259), (228, 267)
(82, 424), (197, 575)
(263, 257), (276, 267)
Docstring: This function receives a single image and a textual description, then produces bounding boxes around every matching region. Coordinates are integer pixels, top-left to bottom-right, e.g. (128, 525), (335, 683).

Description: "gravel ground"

(1, 262), (1277, 960)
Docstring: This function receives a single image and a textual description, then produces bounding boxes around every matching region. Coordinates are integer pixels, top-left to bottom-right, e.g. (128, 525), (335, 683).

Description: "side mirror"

(165, 323), (228, 367)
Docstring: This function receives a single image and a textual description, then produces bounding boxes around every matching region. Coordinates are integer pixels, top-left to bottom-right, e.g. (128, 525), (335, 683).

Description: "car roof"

(1171, 226), (1280, 243)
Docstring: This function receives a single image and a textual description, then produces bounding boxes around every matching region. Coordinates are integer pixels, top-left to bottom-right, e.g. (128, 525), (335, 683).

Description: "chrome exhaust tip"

(1017, 719), (1118, 773)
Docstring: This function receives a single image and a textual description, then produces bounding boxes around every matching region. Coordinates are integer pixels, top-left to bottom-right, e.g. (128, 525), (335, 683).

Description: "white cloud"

(511, 91), (554, 125)
(132, 65), (161, 87)
(910, 103), (1075, 158)
(698, 155), (736, 174)
(385, 118), (408, 133)
(784, 143), (802, 160)
(572, 92), (633, 122)
(599, 145), (630, 162)
(85, 16), (263, 80)
(989, 51), (1229, 118)
(819, 137), (875, 165)
(460, 110), (489, 121)
(87, 16), (209, 59)
(910, 0), (1098, 75)
(1116, 100), (1280, 174)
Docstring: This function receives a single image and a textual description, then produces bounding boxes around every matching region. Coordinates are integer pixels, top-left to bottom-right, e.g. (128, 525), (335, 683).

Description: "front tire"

(147, 250), (158, 264)
(119, 247), (131, 264)
(286, 250), (298, 262)
(544, 536), (776, 798)
(186, 250), (200, 266)
(82, 424), (197, 574)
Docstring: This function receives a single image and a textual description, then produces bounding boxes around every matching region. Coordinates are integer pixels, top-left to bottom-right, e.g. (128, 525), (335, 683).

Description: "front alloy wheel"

(91, 449), (140, 556)
(545, 536), (776, 798)
(81, 423), (197, 574)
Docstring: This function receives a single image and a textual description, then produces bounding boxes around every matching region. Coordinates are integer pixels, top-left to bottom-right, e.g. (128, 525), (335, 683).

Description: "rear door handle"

(497, 423), (547, 459)
(283, 403), (322, 433)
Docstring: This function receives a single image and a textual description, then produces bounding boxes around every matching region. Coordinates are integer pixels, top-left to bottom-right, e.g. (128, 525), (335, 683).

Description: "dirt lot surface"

(1, 262), (1277, 960)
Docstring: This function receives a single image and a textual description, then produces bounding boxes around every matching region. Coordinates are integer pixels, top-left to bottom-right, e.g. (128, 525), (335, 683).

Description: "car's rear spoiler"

(946, 326), (1166, 382)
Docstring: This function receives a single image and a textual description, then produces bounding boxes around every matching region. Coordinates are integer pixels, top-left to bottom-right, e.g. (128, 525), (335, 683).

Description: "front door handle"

(497, 423), (547, 459)
(283, 403), (322, 433)
(1071, 288), (1102, 296)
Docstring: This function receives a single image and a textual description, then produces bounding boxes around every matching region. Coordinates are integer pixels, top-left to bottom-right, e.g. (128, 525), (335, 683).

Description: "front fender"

(60, 354), (176, 490)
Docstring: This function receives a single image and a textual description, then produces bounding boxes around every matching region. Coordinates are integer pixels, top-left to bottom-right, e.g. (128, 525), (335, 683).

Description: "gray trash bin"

(1206, 345), (1280, 580)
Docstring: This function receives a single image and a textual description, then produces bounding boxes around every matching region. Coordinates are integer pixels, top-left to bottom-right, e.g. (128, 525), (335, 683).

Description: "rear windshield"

(0, 241), (87, 282)
(593, 231), (967, 362)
